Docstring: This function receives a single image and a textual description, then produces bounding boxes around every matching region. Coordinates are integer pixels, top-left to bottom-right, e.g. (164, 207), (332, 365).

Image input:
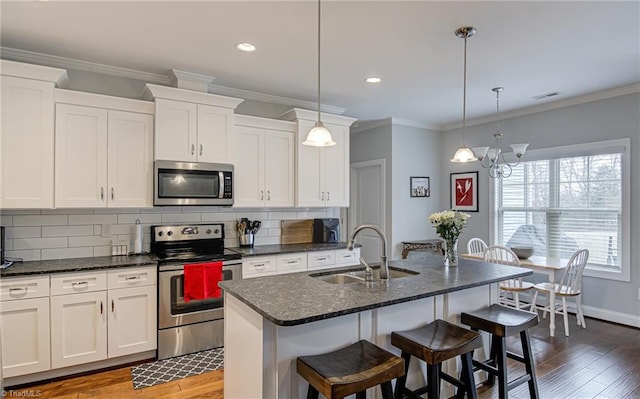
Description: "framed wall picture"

(410, 176), (430, 197)
(450, 171), (478, 212)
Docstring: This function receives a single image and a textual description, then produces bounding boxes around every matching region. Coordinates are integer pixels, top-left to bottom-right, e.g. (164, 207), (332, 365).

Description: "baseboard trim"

(580, 305), (640, 328)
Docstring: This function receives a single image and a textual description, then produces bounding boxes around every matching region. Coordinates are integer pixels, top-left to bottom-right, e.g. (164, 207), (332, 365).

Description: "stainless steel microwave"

(154, 160), (233, 206)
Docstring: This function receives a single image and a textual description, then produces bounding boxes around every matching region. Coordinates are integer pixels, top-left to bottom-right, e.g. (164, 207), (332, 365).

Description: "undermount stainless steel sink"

(310, 267), (419, 284)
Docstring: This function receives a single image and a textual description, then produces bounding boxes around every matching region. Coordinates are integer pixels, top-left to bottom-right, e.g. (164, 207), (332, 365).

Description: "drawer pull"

(100, 301), (103, 314)
(72, 281), (89, 288)
(254, 263), (265, 267)
(317, 257), (327, 261)
(286, 260), (298, 264)
(125, 276), (139, 281)
(9, 287), (27, 296)
(111, 299), (115, 312)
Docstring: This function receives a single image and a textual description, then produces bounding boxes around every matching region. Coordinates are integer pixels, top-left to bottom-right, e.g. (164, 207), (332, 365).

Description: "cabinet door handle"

(191, 144), (195, 155)
(111, 187), (115, 201)
(100, 301), (103, 315)
(261, 190), (264, 200)
(111, 299), (115, 312)
(101, 187), (105, 200)
(200, 144), (203, 156)
(321, 192), (325, 200)
(327, 191), (330, 201)
(267, 190), (271, 200)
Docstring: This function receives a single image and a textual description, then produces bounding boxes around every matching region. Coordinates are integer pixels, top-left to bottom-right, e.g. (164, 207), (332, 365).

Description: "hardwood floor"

(8, 315), (639, 399)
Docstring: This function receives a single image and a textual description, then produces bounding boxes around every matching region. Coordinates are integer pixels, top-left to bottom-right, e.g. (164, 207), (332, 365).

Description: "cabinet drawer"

(51, 271), (107, 296)
(108, 266), (157, 289)
(0, 275), (50, 301)
(307, 250), (336, 270)
(335, 248), (360, 266)
(276, 252), (307, 275)
(242, 256), (277, 278)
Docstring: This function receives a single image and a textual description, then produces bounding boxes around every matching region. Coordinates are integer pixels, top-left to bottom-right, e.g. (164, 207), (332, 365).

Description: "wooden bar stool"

(391, 319), (482, 399)
(460, 304), (540, 399)
(296, 339), (404, 399)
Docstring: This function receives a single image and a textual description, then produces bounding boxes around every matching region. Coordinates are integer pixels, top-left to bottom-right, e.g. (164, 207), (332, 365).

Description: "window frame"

(490, 138), (630, 282)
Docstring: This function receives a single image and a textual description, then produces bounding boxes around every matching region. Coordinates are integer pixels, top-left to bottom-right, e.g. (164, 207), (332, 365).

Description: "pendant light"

(474, 87), (529, 178)
(303, 0), (335, 147)
(451, 26), (476, 163)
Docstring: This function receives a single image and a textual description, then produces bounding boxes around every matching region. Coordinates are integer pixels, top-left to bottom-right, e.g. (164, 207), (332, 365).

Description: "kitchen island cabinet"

(220, 258), (532, 398)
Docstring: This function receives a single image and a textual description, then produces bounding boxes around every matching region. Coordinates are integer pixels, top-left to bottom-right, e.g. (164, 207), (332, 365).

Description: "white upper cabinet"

(280, 109), (356, 207)
(0, 60), (67, 209)
(55, 90), (154, 208)
(233, 115), (295, 208)
(144, 84), (243, 164)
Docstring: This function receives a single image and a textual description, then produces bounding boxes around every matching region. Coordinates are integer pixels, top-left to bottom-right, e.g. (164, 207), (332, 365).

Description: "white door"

(349, 160), (386, 264)
(51, 291), (107, 368)
(197, 104), (234, 163)
(0, 297), (50, 377)
(154, 98), (197, 162)
(55, 104), (108, 208)
(324, 123), (349, 207)
(0, 76), (55, 208)
(233, 125), (264, 207)
(107, 110), (153, 207)
(107, 286), (157, 358)
(264, 129), (294, 207)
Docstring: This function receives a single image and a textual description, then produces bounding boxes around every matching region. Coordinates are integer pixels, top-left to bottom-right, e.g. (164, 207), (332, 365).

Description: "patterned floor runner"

(131, 347), (224, 389)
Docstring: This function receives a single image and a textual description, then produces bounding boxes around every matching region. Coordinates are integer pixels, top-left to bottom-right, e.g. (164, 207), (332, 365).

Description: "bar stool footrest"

(472, 359), (498, 375)
(506, 351), (525, 363)
(507, 375), (533, 391)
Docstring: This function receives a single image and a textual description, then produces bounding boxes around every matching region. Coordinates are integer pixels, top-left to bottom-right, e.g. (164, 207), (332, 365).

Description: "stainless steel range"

(151, 223), (242, 360)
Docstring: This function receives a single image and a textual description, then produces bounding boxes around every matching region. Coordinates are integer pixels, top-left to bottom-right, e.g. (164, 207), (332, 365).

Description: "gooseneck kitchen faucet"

(347, 224), (389, 280)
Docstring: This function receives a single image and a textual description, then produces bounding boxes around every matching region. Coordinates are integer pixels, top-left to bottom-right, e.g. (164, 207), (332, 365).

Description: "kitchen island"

(220, 258), (532, 399)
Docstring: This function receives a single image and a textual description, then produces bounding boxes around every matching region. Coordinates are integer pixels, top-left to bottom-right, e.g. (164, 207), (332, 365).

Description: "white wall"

(443, 93), (640, 324)
(1, 207), (339, 261)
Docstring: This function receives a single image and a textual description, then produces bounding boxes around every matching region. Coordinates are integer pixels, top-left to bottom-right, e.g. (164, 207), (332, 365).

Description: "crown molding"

(350, 118), (392, 134)
(0, 47), (347, 115)
(390, 117), (440, 131)
(170, 69), (215, 92)
(440, 83), (640, 131)
(0, 47), (171, 85)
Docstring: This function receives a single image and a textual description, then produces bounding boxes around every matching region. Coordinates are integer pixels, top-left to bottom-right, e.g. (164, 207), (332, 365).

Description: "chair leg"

(531, 291), (539, 313)
(485, 334), (499, 386)
(461, 351), (478, 399)
(427, 363), (441, 399)
(394, 351), (411, 399)
(356, 391), (367, 399)
(542, 293), (550, 319)
(576, 295), (587, 328)
(307, 386), (320, 399)
(381, 381), (394, 399)
(562, 297), (570, 337)
(514, 292), (520, 309)
(495, 336), (508, 399)
(520, 329), (540, 399)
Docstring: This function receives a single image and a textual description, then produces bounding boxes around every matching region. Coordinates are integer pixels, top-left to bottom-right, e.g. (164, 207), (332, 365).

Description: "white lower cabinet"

(0, 275), (51, 378)
(276, 252), (307, 274)
(242, 256), (277, 279)
(46, 266), (157, 372)
(243, 248), (361, 278)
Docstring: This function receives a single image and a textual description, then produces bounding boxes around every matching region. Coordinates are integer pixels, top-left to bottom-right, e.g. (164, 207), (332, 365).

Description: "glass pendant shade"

(451, 146), (476, 163)
(472, 146), (489, 160)
(510, 143), (529, 158)
(303, 121), (336, 147)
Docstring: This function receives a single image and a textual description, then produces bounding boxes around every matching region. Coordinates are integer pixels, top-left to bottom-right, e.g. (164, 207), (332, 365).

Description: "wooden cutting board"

(281, 219), (313, 244)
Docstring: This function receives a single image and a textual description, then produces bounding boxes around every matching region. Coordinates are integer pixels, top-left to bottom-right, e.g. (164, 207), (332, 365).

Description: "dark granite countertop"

(0, 254), (157, 277)
(220, 258), (533, 326)
(228, 242), (352, 257)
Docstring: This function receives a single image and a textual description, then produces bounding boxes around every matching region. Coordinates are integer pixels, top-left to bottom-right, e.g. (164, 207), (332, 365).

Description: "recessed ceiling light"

(236, 43), (256, 52)
(365, 77), (382, 84)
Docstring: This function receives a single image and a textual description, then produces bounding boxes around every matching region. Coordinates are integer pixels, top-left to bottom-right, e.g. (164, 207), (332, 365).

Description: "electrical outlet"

(102, 224), (112, 238)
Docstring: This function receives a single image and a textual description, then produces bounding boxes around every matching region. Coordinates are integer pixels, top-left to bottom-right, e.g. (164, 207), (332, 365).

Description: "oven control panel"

(152, 224), (223, 242)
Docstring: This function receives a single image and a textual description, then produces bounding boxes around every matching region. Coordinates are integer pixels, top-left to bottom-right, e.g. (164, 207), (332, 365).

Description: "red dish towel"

(183, 261), (223, 302)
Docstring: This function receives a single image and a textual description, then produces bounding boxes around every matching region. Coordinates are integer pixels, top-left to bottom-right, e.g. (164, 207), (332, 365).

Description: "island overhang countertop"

(220, 258), (532, 326)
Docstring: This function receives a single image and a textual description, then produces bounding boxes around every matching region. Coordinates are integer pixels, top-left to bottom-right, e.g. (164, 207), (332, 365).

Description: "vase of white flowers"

(428, 210), (471, 266)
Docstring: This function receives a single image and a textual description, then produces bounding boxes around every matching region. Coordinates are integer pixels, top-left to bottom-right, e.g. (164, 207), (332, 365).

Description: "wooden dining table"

(462, 253), (568, 337)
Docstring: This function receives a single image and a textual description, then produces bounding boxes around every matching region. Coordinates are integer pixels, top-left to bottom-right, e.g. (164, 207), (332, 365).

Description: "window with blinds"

(494, 139), (630, 280)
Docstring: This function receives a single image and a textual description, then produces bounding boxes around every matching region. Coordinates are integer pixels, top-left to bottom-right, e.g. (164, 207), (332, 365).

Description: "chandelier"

(472, 87), (529, 178)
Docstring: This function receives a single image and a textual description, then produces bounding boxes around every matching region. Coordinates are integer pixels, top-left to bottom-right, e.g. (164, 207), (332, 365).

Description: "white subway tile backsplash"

(13, 214), (67, 226)
(6, 249), (41, 262)
(42, 247), (93, 260)
(162, 213), (202, 223)
(14, 237), (67, 250)
(1, 207), (340, 260)
(42, 225), (93, 237)
(3, 239), (13, 250)
(69, 236), (112, 247)
(117, 213), (161, 224)
(68, 214), (117, 225)
(5, 227), (41, 239)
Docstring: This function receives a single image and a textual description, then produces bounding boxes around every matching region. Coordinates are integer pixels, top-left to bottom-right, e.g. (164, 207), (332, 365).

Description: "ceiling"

(1, 1), (639, 130)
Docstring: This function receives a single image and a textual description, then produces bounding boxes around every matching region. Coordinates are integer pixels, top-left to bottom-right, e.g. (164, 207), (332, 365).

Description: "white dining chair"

(467, 238), (488, 254)
(531, 249), (589, 337)
(484, 245), (535, 310)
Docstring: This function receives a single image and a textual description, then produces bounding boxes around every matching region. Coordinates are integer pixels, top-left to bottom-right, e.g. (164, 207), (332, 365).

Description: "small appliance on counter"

(313, 218), (340, 243)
